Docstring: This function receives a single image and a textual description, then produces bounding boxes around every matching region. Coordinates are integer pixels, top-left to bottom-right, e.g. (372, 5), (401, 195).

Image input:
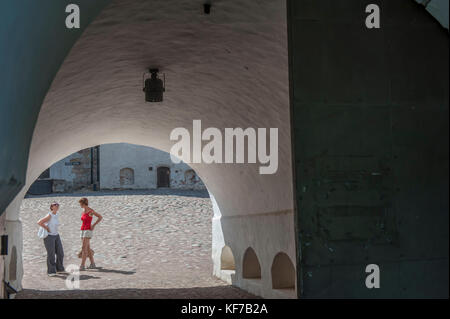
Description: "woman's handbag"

(37, 227), (48, 239)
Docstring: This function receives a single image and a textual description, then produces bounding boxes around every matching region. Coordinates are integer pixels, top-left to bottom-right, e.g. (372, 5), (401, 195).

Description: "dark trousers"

(43, 234), (64, 274)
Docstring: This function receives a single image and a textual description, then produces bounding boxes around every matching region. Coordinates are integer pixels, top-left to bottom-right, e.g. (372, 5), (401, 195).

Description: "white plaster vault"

(3, 0), (296, 298)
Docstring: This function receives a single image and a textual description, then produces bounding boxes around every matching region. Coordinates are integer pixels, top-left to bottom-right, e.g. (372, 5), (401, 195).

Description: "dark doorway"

(157, 167), (170, 188)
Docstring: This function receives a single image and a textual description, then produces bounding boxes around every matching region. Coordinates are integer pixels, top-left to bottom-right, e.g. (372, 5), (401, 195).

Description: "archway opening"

(16, 143), (256, 298)
(271, 252), (295, 290)
(242, 247), (261, 279)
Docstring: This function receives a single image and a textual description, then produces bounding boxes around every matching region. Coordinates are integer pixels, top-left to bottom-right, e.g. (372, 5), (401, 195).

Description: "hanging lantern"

(143, 68), (165, 102)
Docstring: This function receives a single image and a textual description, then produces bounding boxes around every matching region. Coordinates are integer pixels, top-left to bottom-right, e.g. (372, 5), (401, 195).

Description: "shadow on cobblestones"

(16, 286), (260, 299)
(94, 267), (136, 275)
(50, 274), (101, 281)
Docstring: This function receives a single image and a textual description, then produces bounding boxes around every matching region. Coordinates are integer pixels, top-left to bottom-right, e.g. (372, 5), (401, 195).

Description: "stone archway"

(17, 150), (237, 298)
(1, 0), (296, 299)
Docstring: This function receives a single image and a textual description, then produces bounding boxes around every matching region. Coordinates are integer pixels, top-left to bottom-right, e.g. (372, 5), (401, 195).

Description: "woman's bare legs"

(80, 237), (90, 268)
(87, 240), (95, 265)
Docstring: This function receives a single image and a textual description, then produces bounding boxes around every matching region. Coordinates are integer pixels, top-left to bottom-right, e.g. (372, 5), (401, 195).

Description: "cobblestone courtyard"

(15, 190), (255, 299)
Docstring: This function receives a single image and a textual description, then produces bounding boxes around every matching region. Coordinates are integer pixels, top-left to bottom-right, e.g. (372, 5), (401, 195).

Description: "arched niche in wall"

(220, 245), (236, 271)
(242, 247), (262, 279)
(271, 252), (295, 290)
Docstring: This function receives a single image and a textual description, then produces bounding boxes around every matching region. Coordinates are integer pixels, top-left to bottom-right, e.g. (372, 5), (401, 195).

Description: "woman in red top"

(79, 197), (103, 270)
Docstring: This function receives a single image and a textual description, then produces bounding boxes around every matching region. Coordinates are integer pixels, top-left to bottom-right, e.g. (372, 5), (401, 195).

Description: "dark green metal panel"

(288, 0), (449, 298)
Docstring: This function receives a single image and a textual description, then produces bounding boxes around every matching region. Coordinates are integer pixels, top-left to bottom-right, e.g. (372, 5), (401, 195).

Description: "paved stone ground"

(16, 190), (255, 299)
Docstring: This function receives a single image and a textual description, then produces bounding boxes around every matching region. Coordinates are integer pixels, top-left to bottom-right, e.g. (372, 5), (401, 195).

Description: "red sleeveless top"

(81, 212), (93, 230)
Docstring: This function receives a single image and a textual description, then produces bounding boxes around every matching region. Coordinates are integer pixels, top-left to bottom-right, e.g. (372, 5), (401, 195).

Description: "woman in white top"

(37, 202), (65, 276)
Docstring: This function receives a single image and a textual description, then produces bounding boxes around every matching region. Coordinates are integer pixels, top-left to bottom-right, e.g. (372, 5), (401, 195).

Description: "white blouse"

(47, 213), (60, 236)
